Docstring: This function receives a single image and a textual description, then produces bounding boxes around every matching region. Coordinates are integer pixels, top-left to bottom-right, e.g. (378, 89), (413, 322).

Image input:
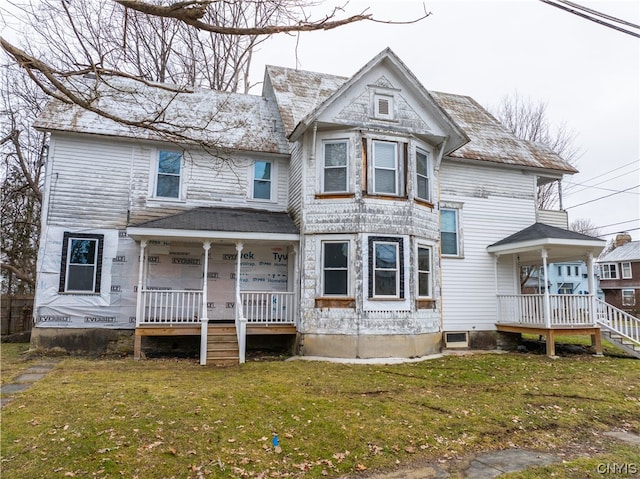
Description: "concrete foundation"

(30, 328), (134, 356)
(299, 332), (442, 359)
(469, 330), (498, 350)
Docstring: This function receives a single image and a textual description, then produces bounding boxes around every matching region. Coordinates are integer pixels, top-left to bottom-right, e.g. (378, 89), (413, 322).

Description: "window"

(322, 140), (348, 192)
(600, 263), (619, 279)
(417, 246), (432, 298)
(374, 93), (394, 120)
(372, 140), (398, 195)
(155, 150), (182, 198)
(622, 289), (635, 306)
(566, 266), (572, 276)
(441, 208), (459, 256)
(252, 160), (272, 200)
(416, 148), (430, 202)
(322, 241), (349, 296)
(59, 232), (104, 293)
(368, 237), (404, 299)
(557, 266), (562, 276)
(622, 262), (632, 279)
(575, 266), (580, 276)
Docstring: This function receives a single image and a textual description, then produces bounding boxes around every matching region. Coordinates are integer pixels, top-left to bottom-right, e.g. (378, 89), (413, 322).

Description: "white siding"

(46, 135), (132, 228)
(440, 160), (537, 331)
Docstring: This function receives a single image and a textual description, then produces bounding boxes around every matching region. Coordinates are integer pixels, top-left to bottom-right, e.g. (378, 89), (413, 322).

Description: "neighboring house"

(523, 261), (595, 295)
(598, 234), (640, 317)
(31, 48), (611, 362)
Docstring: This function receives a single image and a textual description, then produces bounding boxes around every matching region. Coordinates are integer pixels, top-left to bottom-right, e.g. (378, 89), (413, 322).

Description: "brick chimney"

(614, 232), (632, 248)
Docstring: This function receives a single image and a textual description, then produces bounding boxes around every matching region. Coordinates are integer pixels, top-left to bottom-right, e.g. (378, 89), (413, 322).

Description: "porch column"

(586, 253), (597, 326)
(235, 242), (246, 363)
(134, 239), (147, 360)
(200, 241), (211, 366)
(541, 248), (552, 328)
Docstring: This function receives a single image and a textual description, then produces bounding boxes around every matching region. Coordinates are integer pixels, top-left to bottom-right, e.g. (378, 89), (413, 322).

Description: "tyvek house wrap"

(34, 226), (289, 328)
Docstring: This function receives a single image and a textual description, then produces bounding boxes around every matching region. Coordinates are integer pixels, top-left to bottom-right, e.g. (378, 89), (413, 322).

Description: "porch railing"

(139, 290), (202, 325)
(596, 299), (640, 345)
(497, 294), (595, 326)
(240, 291), (295, 324)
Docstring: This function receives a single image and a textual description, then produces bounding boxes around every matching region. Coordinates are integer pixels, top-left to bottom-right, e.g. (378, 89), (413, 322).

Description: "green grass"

(1, 351), (639, 478)
(0, 342), (37, 386)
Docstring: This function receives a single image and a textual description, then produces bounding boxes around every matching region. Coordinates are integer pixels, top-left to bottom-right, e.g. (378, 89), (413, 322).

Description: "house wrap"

(31, 48), (591, 361)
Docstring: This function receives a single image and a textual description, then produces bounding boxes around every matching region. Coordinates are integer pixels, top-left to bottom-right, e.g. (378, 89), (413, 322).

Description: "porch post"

(235, 242), (246, 363)
(200, 241), (211, 366)
(586, 253), (597, 326)
(134, 239), (147, 360)
(541, 248), (552, 328)
(292, 244), (300, 327)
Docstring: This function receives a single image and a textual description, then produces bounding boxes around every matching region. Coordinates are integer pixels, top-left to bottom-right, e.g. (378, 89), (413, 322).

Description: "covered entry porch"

(127, 207), (300, 364)
(488, 223), (607, 357)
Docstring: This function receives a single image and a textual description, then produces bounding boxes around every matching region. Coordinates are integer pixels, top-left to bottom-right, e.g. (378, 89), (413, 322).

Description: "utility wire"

(557, 0), (640, 30)
(539, 0), (640, 38)
(565, 184), (640, 209)
(564, 179), (640, 195)
(595, 219), (640, 230)
(597, 226), (640, 238)
(571, 159), (638, 186)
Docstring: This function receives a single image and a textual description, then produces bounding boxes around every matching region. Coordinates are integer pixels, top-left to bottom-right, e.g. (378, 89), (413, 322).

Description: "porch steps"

(600, 330), (640, 359)
(207, 325), (239, 366)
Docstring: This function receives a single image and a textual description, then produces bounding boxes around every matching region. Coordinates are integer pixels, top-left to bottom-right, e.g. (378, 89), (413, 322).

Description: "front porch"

(127, 207), (300, 365)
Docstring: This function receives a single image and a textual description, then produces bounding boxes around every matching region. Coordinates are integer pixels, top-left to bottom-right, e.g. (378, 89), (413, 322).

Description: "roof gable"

(598, 241), (640, 262)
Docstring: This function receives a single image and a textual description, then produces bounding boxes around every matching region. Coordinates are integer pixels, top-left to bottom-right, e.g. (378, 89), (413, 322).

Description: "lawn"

(1, 348), (639, 478)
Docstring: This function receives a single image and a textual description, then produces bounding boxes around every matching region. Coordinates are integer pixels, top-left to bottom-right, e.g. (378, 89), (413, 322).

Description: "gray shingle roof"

(132, 207), (298, 235)
(490, 222), (601, 248)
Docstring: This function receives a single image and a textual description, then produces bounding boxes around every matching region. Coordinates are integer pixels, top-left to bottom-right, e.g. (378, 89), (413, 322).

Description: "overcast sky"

(250, 0), (640, 242)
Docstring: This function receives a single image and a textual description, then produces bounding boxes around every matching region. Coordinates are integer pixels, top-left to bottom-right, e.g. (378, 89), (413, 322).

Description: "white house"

(33, 49), (635, 363)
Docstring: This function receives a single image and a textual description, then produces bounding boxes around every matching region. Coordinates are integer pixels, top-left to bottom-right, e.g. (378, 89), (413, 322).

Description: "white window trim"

(622, 289), (635, 306)
(60, 232), (103, 294)
(320, 240), (351, 297)
(317, 235), (354, 298)
(150, 149), (185, 201)
(621, 262), (632, 279)
(415, 146), (431, 203)
(440, 204), (463, 258)
(600, 263), (619, 280)
(249, 159), (277, 203)
(321, 138), (350, 194)
(416, 242), (433, 299)
(366, 137), (405, 197)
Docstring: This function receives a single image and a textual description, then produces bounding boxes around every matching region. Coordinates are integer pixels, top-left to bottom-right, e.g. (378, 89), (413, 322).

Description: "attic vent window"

(374, 94), (394, 120)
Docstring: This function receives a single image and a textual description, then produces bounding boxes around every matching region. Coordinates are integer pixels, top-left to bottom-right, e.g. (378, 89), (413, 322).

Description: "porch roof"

(487, 222), (606, 263)
(127, 207), (299, 242)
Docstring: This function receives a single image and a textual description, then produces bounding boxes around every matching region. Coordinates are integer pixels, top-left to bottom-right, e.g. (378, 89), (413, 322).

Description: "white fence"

(596, 299), (640, 345)
(497, 294), (595, 326)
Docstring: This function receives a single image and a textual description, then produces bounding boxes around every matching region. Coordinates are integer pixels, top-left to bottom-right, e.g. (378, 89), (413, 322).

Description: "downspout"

(200, 241), (211, 366)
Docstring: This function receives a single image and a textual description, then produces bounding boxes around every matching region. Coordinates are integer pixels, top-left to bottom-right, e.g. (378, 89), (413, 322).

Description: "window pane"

(324, 242), (348, 268)
(441, 232), (458, 255)
(325, 142), (347, 167)
(375, 270), (397, 296)
(374, 142), (396, 168)
(67, 264), (96, 291)
(417, 176), (429, 200)
(253, 180), (271, 199)
(69, 239), (96, 265)
(156, 174), (180, 198)
(441, 209), (457, 232)
(418, 272), (430, 296)
(375, 243), (397, 269)
(254, 161), (271, 180)
(158, 151), (181, 174)
(416, 151), (428, 176)
(375, 169), (396, 194)
(324, 168), (347, 192)
(324, 270), (348, 295)
(418, 247), (430, 271)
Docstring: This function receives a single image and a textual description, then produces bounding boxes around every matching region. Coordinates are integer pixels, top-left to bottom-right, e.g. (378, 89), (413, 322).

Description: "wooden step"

(206, 325), (239, 366)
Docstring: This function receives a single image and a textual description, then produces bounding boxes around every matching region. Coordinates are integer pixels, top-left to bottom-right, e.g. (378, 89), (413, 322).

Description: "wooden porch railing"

(240, 291), (296, 324)
(596, 299), (640, 346)
(497, 294), (595, 326)
(138, 290), (202, 325)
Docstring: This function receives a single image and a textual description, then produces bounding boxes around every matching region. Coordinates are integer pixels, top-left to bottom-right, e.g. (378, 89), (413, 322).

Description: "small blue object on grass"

(272, 434), (279, 447)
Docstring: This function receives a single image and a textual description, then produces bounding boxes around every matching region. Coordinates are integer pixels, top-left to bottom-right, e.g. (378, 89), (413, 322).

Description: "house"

(522, 261), (598, 296)
(598, 233), (640, 317)
(31, 48), (638, 362)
